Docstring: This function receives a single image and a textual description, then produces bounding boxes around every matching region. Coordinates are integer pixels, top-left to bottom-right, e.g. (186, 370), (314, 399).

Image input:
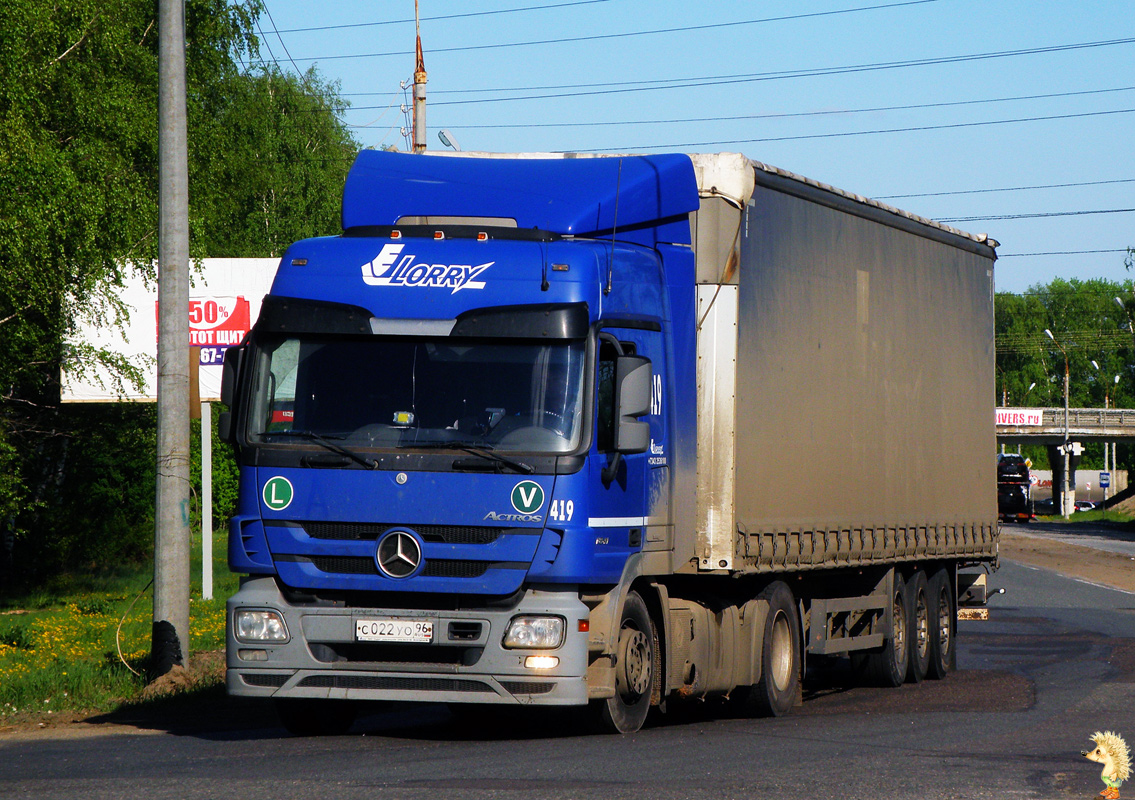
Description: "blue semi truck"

(221, 150), (999, 734)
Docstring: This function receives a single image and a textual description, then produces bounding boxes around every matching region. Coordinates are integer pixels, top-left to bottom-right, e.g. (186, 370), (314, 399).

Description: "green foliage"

(997, 276), (1135, 472)
(193, 66), (357, 256)
(12, 405), (157, 588)
(190, 403), (240, 528)
(0, 1), (358, 588)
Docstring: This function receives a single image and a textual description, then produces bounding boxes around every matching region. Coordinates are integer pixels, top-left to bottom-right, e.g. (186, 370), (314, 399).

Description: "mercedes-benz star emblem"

(376, 530), (422, 578)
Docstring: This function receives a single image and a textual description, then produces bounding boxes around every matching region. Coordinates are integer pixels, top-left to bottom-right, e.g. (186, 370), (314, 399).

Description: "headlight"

(502, 616), (565, 649)
(233, 609), (289, 643)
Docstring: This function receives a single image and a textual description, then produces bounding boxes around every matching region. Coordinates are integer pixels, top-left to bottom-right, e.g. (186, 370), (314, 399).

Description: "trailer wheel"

(906, 570), (931, 683)
(735, 581), (801, 717)
(275, 698), (357, 736)
(927, 567), (956, 679)
(595, 590), (655, 734)
(852, 572), (910, 688)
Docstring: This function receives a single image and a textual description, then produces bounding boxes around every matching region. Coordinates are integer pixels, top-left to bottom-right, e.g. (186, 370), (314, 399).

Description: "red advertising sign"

(995, 408), (1044, 426)
(155, 296), (251, 365)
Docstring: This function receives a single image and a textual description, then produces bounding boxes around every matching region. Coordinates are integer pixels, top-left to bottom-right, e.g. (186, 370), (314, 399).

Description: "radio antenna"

(605, 158), (623, 295)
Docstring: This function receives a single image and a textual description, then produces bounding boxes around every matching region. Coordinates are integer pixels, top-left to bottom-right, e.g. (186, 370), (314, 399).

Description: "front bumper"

(226, 576), (590, 706)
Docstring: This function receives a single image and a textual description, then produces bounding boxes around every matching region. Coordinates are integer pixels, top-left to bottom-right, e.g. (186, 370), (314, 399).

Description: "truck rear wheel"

(595, 590), (655, 734)
(852, 572), (910, 688)
(926, 567), (956, 679)
(734, 581), (801, 717)
(275, 698), (357, 736)
(906, 570), (931, 683)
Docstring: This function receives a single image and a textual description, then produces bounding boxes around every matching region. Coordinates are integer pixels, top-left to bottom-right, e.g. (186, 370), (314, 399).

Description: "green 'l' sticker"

(263, 476), (294, 511)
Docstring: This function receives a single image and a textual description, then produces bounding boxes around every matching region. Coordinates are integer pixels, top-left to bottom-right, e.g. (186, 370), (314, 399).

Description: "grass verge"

(0, 528), (236, 730)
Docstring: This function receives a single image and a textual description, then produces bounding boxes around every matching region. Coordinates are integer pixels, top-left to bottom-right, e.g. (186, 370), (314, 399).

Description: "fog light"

(525, 655), (559, 669)
(233, 609), (289, 643)
(238, 649), (268, 662)
(503, 616), (565, 649)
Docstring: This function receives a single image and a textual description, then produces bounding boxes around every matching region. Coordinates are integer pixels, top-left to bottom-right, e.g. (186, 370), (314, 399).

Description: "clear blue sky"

(252, 0), (1134, 295)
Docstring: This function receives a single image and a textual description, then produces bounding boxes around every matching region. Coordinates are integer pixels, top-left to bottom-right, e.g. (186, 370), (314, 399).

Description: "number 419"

(548, 499), (574, 521)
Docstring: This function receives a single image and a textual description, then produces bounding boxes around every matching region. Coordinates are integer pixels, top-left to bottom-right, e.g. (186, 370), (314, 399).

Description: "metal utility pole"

(412, 0), (427, 153)
(152, 0), (191, 678)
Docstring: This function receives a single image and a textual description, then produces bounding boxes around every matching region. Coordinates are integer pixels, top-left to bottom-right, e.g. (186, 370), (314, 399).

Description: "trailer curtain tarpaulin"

(61, 258), (278, 402)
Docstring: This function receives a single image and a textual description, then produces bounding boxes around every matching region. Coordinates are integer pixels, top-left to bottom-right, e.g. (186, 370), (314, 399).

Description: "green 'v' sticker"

(510, 480), (544, 514)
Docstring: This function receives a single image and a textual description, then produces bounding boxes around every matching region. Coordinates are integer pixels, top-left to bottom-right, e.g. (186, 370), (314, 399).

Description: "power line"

(419, 37), (1135, 106)
(273, 0), (615, 34)
(260, 4), (307, 82)
(423, 85), (1135, 129)
(268, 0), (942, 63)
(941, 208), (1135, 223)
(587, 107), (1135, 152)
(880, 177), (1135, 200)
(999, 250), (1131, 258)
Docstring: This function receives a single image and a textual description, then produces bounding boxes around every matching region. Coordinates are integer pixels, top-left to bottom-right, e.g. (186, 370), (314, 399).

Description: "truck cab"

(221, 151), (698, 733)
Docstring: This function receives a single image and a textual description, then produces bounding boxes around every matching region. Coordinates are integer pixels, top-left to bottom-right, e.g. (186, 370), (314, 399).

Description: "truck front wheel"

(595, 590), (655, 734)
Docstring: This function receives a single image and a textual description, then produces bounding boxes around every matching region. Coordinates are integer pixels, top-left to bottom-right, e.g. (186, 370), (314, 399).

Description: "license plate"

(356, 618), (434, 643)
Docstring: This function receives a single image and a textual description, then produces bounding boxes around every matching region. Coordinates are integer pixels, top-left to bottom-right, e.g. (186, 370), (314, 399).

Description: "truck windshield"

(248, 336), (586, 454)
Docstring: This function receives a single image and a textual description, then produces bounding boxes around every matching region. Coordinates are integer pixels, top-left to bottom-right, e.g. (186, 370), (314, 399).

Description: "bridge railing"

(1031, 408), (1135, 428)
(996, 407), (1135, 441)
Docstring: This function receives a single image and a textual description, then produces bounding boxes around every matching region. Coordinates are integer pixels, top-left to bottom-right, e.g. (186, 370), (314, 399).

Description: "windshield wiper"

(406, 441), (534, 475)
(270, 430), (378, 470)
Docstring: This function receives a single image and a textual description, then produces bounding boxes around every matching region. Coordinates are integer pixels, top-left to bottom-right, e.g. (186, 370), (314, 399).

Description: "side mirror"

(220, 346), (244, 408)
(219, 346), (245, 444)
(613, 354), (651, 454)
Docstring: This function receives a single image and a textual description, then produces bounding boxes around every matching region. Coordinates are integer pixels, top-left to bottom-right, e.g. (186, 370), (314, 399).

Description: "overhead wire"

(264, 0), (944, 63)
(587, 107), (1135, 152)
(416, 37), (1135, 106)
(941, 208), (1135, 223)
(880, 177), (1135, 199)
(251, 5), (1130, 264)
(261, 4), (308, 82)
(999, 250), (1131, 258)
(273, 0), (615, 33)
(414, 85), (1135, 128)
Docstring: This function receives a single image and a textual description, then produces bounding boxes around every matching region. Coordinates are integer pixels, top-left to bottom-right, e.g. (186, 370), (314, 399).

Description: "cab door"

(588, 326), (667, 559)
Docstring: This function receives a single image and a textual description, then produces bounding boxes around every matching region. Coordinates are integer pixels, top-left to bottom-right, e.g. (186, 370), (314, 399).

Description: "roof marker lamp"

(233, 609), (289, 643)
(503, 616), (565, 649)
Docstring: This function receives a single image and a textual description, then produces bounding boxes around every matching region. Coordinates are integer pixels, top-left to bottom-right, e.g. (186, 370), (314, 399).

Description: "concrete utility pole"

(152, 0), (191, 678)
(1045, 329), (1072, 519)
(412, 0), (427, 153)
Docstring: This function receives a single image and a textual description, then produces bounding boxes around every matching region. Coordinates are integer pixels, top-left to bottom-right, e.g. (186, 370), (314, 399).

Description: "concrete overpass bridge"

(996, 407), (1135, 445)
(996, 407), (1135, 514)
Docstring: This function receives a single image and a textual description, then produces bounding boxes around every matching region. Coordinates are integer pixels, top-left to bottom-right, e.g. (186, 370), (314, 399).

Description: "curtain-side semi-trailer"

(220, 150), (999, 735)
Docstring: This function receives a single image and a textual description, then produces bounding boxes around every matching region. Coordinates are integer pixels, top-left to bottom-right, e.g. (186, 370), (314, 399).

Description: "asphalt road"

(2, 558), (1133, 800)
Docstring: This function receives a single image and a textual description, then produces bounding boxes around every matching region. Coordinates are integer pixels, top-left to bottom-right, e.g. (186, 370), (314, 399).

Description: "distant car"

(1033, 498), (1056, 515)
(996, 453), (1030, 481)
(1074, 500), (1096, 512)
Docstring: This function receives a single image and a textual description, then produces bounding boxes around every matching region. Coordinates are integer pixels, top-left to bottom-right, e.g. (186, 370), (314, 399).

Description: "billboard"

(995, 408), (1044, 427)
(62, 258), (279, 402)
